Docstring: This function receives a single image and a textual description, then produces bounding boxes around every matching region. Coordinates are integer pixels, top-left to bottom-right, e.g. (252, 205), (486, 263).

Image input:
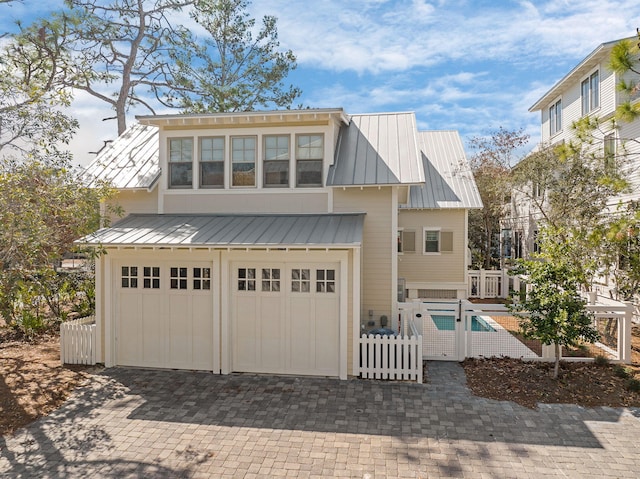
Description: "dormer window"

(549, 99), (562, 136)
(581, 70), (599, 116)
(169, 138), (193, 188)
(231, 136), (256, 187)
(296, 134), (323, 187)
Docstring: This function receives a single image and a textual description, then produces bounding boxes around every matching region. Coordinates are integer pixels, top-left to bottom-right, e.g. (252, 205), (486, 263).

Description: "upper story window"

(231, 136), (256, 187)
(581, 70), (599, 116)
(296, 134), (323, 187)
(549, 99), (562, 136)
(169, 138), (193, 188)
(200, 137), (225, 188)
(264, 135), (289, 187)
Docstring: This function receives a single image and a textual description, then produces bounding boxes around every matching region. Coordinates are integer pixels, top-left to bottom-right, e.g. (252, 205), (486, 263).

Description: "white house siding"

(109, 188), (159, 221)
(332, 187), (395, 328)
(162, 191), (329, 215)
(398, 209), (467, 297)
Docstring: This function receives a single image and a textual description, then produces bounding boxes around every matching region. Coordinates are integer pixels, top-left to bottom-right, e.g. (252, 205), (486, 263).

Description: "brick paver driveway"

(1, 362), (639, 478)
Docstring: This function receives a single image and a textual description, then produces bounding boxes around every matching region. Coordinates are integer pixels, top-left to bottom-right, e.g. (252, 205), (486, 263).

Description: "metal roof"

(404, 131), (483, 209)
(78, 213), (365, 248)
(83, 123), (160, 189)
(327, 112), (424, 186)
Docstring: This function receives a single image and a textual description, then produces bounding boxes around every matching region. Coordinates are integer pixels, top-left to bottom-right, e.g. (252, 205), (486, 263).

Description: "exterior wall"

(332, 187), (395, 330)
(398, 209), (468, 296)
(108, 188), (159, 221)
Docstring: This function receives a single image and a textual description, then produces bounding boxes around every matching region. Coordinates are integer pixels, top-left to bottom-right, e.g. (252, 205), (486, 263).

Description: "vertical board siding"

(60, 316), (97, 365)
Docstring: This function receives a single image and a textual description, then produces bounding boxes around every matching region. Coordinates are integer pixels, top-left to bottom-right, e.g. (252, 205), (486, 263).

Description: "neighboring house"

(80, 108), (481, 379)
(502, 37), (640, 264)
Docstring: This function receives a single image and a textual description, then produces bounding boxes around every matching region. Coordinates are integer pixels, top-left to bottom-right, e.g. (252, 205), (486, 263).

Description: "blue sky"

(2, 0), (640, 166)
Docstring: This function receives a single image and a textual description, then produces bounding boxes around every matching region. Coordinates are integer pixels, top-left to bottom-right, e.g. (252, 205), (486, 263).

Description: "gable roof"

(327, 112), (424, 186)
(78, 213), (365, 248)
(83, 123), (160, 190)
(404, 131), (482, 209)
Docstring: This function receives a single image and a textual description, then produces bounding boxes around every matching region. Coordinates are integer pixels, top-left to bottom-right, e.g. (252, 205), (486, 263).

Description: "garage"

(115, 259), (215, 371)
(231, 261), (340, 376)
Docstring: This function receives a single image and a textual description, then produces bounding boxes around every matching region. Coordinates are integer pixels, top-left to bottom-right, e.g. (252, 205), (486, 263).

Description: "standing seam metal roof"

(77, 213), (366, 247)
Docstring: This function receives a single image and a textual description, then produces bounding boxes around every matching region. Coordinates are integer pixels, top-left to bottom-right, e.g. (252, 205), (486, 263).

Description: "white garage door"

(232, 262), (340, 376)
(116, 261), (215, 370)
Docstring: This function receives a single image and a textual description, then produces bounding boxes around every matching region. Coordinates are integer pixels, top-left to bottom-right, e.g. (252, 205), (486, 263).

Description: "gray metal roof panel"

(327, 112), (424, 186)
(403, 131), (483, 209)
(78, 213), (365, 247)
(83, 123), (160, 189)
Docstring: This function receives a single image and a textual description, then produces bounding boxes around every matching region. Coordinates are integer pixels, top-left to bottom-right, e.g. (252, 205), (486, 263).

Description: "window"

(200, 137), (224, 188)
(397, 229), (416, 253)
(264, 135), (289, 187)
(549, 99), (562, 136)
(231, 136), (256, 187)
(296, 134), (323, 187)
(193, 267), (211, 290)
(316, 269), (335, 293)
(238, 268), (256, 291)
(170, 267), (188, 290)
(121, 266), (138, 288)
(581, 71), (599, 116)
(291, 268), (310, 292)
(261, 268), (281, 292)
(604, 133), (616, 172)
(169, 138), (193, 188)
(143, 267), (160, 289)
(423, 229), (453, 254)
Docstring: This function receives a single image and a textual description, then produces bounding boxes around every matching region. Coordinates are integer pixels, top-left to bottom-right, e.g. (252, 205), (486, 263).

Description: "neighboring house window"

(200, 137), (225, 188)
(549, 99), (562, 136)
(121, 266), (138, 288)
(170, 267), (188, 290)
(238, 268), (256, 291)
(169, 138), (193, 188)
(316, 269), (336, 293)
(423, 229), (453, 254)
(193, 267), (211, 290)
(261, 268), (281, 292)
(581, 70), (599, 116)
(296, 134), (323, 187)
(231, 136), (256, 187)
(604, 133), (616, 172)
(264, 135), (289, 187)
(397, 229), (416, 253)
(514, 231), (523, 259)
(533, 230), (540, 254)
(291, 268), (310, 292)
(533, 181), (543, 198)
(143, 267), (160, 289)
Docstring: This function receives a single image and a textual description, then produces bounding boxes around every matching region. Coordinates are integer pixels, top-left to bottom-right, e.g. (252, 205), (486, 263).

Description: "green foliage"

(593, 355), (609, 366)
(625, 377), (640, 393)
(509, 258), (599, 378)
(607, 36), (640, 123)
(613, 364), (632, 379)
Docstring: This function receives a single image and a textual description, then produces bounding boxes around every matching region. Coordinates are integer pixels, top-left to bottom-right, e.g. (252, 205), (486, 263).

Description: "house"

(502, 37), (640, 263)
(80, 108), (481, 379)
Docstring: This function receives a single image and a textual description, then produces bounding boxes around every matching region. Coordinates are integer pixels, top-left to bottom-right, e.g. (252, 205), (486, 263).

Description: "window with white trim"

(316, 269), (336, 293)
(238, 268), (256, 291)
(264, 135), (289, 187)
(291, 268), (310, 292)
(170, 267), (188, 290)
(143, 267), (160, 289)
(200, 137), (224, 188)
(549, 99), (562, 136)
(193, 267), (211, 290)
(121, 266), (138, 288)
(231, 136), (256, 187)
(168, 138), (193, 188)
(581, 70), (599, 116)
(261, 268), (281, 292)
(423, 229), (453, 254)
(296, 134), (323, 187)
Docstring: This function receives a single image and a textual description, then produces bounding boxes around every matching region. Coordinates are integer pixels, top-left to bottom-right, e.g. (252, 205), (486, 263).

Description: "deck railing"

(60, 316), (97, 365)
(468, 269), (520, 299)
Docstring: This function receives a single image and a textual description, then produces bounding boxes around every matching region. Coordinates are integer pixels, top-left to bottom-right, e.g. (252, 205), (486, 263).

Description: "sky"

(1, 0), (640, 167)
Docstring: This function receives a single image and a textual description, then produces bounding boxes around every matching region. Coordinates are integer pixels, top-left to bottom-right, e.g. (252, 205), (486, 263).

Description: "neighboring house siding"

(333, 187), (395, 327)
(162, 191), (329, 214)
(398, 209), (467, 284)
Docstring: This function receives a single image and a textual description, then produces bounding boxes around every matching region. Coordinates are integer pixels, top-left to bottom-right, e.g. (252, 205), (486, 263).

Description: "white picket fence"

(468, 269), (520, 299)
(60, 316), (97, 365)
(358, 317), (423, 382)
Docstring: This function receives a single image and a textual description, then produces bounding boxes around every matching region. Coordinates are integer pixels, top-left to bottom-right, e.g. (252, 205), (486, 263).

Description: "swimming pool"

(430, 314), (495, 332)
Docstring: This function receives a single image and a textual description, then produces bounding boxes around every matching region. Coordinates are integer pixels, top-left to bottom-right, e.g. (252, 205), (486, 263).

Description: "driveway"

(1, 362), (639, 478)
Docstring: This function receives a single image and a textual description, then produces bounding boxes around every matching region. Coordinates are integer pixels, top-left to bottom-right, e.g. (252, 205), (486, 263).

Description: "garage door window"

(121, 266), (138, 288)
(316, 269), (336, 293)
(170, 267), (188, 290)
(261, 268), (280, 292)
(291, 268), (310, 292)
(143, 267), (160, 289)
(238, 268), (256, 291)
(193, 267), (211, 290)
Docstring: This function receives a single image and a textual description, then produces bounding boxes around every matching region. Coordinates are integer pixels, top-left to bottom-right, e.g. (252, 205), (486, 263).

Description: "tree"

(167, 0), (301, 113)
(509, 255), (599, 379)
(467, 127), (529, 269)
(608, 29), (640, 124)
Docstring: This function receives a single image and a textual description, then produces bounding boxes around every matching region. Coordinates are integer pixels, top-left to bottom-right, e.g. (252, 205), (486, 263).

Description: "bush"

(625, 378), (640, 393)
(594, 355), (610, 366)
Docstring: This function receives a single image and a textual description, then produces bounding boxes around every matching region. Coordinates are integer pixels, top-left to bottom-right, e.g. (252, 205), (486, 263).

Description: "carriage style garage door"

(232, 261), (340, 377)
(115, 260), (215, 371)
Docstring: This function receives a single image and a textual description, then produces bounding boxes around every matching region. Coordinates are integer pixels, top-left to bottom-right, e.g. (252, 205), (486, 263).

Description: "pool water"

(430, 314), (495, 332)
